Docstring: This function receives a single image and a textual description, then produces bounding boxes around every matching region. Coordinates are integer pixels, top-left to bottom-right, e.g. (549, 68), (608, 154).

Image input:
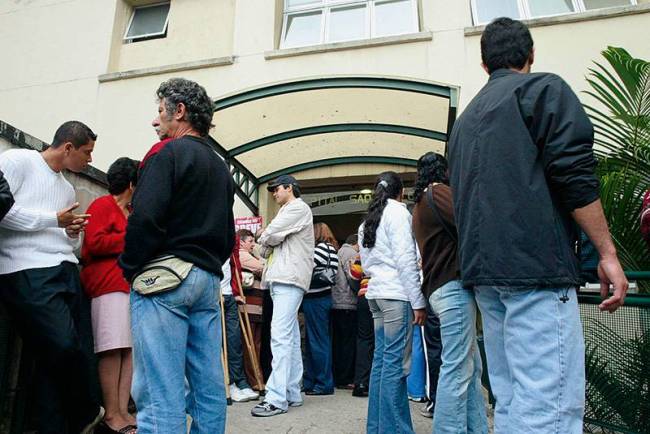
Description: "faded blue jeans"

(130, 266), (226, 434)
(367, 299), (414, 434)
(429, 280), (488, 434)
(264, 283), (304, 410)
(475, 286), (585, 434)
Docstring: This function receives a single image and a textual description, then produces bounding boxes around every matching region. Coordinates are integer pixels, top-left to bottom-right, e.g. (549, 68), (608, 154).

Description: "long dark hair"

(414, 152), (449, 203)
(362, 171), (403, 249)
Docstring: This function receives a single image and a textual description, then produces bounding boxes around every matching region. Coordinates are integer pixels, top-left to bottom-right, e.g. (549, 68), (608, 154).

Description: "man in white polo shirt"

(0, 121), (103, 434)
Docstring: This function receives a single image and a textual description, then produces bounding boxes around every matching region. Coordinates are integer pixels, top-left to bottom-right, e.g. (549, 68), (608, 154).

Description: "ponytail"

(362, 172), (403, 249)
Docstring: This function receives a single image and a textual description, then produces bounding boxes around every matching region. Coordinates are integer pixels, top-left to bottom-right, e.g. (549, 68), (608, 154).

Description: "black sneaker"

(352, 384), (368, 397)
(251, 401), (287, 417)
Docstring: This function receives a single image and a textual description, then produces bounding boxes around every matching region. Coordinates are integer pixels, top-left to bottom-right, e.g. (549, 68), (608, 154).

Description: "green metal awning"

(210, 76), (458, 214)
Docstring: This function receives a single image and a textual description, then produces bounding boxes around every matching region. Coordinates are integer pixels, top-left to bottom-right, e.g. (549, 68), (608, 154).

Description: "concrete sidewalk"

(223, 390), (433, 434)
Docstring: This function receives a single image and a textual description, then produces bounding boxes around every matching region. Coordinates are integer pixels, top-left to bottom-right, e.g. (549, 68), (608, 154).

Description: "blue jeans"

(429, 280), (488, 434)
(367, 299), (414, 434)
(406, 325), (426, 399)
(475, 286), (585, 434)
(130, 266), (226, 434)
(264, 283), (304, 410)
(302, 294), (334, 394)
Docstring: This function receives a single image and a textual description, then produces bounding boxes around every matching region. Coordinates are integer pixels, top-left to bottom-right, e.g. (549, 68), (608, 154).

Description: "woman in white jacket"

(358, 171), (426, 434)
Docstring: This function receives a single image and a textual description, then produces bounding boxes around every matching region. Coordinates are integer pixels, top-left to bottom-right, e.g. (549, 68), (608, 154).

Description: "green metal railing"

(579, 273), (650, 434)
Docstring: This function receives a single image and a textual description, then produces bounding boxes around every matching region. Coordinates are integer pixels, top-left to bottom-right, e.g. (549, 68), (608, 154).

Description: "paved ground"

(224, 390), (436, 434)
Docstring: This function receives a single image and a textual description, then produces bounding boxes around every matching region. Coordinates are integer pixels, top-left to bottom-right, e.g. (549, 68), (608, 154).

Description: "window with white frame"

(281, 0), (419, 49)
(471, 0), (637, 25)
(124, 2), (171, 43)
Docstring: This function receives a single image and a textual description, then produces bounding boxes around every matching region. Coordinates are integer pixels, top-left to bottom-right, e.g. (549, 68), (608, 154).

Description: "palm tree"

(583, 48), (650, 434)
(583, 47), (650, 289)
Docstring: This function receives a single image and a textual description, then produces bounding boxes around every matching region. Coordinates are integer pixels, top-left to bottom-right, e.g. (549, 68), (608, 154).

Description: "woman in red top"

(81, 157), (139, 434)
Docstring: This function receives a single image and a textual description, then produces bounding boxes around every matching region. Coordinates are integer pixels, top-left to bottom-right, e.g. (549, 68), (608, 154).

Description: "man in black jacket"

(448, 18), (628, 434)
(119, 78), (234, 434)
(0, 170), (14, 219)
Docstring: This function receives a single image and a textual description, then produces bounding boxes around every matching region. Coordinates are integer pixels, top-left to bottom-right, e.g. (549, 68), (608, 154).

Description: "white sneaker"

(231, 384), (257, 402)
(240, 387), (260, 401)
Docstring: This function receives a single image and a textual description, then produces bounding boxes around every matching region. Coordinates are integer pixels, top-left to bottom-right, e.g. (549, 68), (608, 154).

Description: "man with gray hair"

(119, 78), (235, 434)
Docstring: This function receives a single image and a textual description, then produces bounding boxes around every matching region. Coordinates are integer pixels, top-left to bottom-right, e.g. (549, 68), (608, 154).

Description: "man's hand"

(235, 295), (246, 305)
(255, 227), (265, 240)
(413, 308), (426, 326)
(57, 203), (90, 228)
(65, 217), (89, 239)
(259, 245), (273, 259)
(571, 200), (628, 313)
(597, 255), (628, 313)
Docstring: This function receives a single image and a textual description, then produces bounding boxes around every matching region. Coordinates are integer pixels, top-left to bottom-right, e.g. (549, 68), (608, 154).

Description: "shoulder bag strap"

(426, 185), (458, 242)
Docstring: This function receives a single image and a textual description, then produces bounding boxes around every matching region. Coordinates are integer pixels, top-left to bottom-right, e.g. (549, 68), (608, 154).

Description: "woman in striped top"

(302, 223), (339, 395)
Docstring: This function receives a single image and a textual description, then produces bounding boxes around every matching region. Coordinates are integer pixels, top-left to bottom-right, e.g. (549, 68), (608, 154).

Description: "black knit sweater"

(119, 135), (234, 281)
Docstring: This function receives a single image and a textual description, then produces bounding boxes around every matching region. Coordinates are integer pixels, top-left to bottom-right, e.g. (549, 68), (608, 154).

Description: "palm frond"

(584, 47), (650, 289)
(583, 319), (650, 431)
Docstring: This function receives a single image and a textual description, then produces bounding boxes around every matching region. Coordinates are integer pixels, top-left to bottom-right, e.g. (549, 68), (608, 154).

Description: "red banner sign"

(235, 216), (263, 233)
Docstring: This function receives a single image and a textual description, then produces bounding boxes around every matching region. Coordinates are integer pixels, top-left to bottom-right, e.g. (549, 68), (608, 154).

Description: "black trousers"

(423, 300), (442, 411)
(353, 296), (374, 386)
(223, 295), (249, 389)
(0, 262), (100, 434)
(331, 308), (357, 386)
(260, 289), (274, 381)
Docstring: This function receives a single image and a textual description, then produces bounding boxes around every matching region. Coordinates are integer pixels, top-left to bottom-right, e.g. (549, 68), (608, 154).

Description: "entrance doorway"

(300, 173), (416, 245)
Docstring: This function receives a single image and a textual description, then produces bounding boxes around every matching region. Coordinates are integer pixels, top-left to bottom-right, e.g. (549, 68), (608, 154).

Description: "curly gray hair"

(156, 78), (214, 136)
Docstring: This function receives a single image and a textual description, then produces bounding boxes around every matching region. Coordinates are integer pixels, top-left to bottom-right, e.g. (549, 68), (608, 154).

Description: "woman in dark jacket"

(411, 152), (487, 434)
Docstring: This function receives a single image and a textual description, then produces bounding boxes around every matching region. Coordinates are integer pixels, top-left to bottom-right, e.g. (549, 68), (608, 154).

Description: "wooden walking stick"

(219, 293), (232, 405)
(232, 268), (265, 390)
(238, 308), (265, 391)
(242, 307), (265, 390)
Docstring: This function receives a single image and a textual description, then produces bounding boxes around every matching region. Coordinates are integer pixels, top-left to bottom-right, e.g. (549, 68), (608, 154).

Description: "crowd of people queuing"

(0, 16), (632, 434)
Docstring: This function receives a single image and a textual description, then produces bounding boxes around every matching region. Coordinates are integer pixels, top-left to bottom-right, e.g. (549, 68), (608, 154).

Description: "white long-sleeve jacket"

(358, 199), (426, 309)
(258, 198), (314, 291)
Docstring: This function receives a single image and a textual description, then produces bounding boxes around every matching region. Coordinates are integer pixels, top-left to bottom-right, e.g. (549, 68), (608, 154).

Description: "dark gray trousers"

(223, 294), (250, 390)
